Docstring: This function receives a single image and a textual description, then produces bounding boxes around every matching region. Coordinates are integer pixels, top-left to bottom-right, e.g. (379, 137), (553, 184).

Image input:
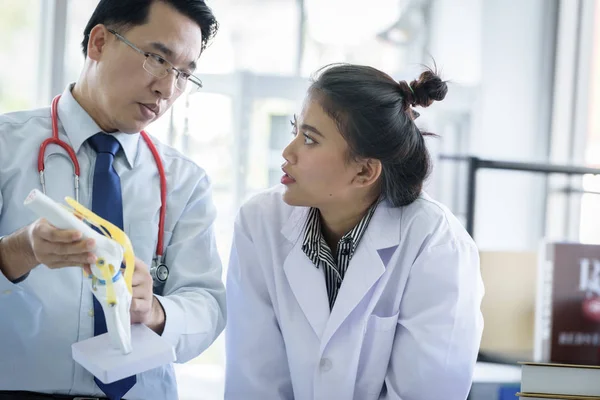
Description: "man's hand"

(28, 218), (96, 269)
(130, 257), (165, 335)
(0, 219), (96, 281)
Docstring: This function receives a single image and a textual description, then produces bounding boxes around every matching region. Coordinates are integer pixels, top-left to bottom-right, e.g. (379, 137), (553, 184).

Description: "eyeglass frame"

(107, 28), (203, 92)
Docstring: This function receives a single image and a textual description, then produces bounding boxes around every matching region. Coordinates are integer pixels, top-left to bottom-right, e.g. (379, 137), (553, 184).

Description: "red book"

(534, 242), (600, 365)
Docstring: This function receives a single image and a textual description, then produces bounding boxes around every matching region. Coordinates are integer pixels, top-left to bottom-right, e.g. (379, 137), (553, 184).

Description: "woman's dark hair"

(81, 0), (218, 57)
(308, 63), (448, 207)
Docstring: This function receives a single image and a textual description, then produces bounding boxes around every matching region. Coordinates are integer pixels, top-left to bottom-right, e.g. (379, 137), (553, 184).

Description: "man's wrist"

(0, 228), (37, 282)
(148, 295), (166, 335)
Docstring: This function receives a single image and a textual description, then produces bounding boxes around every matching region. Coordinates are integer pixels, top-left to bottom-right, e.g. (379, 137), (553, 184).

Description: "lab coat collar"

(281, 200), (400, 250)
(281, 200), (401, 348)
(57, 84), (140, 169)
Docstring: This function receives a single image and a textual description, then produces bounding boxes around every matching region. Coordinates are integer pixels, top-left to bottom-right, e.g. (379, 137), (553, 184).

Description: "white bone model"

(24, 189), (135, 355)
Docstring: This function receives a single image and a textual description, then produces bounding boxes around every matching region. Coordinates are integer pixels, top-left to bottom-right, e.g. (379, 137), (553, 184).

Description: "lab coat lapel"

(282, 207), (330, 339)
(319, 241), (385, 348)
(320, 201), (401, 349)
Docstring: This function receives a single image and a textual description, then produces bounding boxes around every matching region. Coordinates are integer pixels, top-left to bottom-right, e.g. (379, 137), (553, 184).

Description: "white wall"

(427, 0), (481, 86)
(427, 0), (557, 250)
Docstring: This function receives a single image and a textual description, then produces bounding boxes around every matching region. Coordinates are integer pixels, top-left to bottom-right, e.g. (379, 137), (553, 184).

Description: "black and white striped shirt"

(301, 203), (378, 309)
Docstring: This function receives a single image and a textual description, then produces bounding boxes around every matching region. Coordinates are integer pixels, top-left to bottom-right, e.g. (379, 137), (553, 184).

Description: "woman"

(224, 64), (484, 400)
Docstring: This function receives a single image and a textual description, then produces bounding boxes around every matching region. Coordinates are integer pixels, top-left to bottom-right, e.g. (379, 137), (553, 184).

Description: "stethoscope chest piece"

(153, 263), (169, 283)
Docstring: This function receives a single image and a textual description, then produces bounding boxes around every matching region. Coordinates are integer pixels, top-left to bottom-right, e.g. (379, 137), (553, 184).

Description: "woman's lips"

(281, 170), (296, 185)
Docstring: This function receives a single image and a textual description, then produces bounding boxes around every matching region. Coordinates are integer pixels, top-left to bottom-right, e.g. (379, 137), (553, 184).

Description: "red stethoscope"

(39, 95), (170, 287)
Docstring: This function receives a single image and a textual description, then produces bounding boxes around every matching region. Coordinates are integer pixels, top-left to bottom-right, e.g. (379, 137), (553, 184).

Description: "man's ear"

(87, 25), (110, 61)
(353, 158), (382, 187)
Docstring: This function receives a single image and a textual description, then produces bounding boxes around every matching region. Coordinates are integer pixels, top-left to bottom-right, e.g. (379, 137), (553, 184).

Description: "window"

(199, 0), (300, 76)
(64, 0), (98, 86)
(579, 1), (600, 243)
(0, 0), (42, 113)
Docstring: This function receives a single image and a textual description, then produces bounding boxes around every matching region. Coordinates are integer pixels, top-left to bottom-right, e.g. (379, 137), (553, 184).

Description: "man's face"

(88, 1), (203, 133)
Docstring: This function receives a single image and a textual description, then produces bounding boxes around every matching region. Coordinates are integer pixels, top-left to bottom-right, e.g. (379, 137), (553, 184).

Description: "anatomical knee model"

(24, 189), (135, 354)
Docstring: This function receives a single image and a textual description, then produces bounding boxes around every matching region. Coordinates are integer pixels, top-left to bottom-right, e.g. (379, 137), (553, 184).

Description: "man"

(0, 1), (225, 399)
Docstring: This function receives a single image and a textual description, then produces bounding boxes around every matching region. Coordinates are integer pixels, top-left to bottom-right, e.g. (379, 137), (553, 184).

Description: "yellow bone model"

(65, 196), (135, 301)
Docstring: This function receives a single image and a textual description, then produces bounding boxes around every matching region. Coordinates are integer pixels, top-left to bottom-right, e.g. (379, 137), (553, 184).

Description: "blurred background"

(1, 0), (600, 398)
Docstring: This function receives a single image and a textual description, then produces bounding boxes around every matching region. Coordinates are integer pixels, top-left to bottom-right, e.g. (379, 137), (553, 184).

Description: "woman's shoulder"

(399, 192), (474, 247)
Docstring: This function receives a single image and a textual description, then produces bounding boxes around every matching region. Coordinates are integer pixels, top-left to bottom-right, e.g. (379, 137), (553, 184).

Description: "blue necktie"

(89, 133), (136, 400)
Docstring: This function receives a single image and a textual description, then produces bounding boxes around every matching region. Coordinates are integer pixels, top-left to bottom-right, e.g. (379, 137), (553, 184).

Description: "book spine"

(534, 241), (553, 362)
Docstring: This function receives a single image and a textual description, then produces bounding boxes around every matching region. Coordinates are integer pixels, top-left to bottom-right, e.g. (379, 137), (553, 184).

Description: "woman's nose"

(282, 138), (297, 164)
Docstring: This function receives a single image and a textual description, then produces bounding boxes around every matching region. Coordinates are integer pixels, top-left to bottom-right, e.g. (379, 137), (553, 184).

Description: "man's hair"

(81, 0), (218, 57)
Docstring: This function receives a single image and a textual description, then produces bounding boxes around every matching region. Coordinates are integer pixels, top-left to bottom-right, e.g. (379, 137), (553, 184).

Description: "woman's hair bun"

(399, 68), (448, 108)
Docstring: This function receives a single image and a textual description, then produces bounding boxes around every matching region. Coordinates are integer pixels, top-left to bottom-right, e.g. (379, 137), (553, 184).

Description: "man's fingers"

(30, 219), (98, 271)
(48, 238), (95, 256)
(46, 252), (97, 267)
(47, 262), (87, 270)
(131, 271), (145, 287)
(131, 265), (152, 288)
(130, 312), (143, 325)
(35, 222), (82, 243)
(131, 298), (141, 313)
(131, 283), (151, 300)
(130, 298), (150, 314)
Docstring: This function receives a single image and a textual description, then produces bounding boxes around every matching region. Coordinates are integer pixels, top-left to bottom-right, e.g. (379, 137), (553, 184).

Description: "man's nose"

(152, 72), (178, 100)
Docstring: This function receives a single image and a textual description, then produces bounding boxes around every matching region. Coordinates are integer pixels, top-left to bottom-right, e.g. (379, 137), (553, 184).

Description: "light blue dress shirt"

(0, 85), (226, 400)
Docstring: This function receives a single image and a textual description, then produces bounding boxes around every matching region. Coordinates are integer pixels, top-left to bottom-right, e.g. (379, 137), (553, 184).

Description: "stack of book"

(517, 362), (600, 399)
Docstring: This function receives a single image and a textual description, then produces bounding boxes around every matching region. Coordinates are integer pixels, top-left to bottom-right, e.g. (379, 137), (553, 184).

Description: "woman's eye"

(289, 119), (316, 144)
(303, 134), (315, 145)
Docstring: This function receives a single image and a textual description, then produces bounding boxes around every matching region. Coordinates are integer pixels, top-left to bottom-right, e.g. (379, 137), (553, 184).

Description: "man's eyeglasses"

(108, 29), (202, 93)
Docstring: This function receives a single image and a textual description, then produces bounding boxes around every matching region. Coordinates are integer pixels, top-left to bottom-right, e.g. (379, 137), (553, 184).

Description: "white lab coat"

(225, 185), (484, 400)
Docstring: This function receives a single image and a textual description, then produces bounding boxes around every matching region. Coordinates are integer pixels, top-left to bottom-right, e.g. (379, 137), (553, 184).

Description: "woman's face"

(281, 96), (362, 208)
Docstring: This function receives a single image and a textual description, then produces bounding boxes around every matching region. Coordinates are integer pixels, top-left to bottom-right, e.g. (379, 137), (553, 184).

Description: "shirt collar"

(56, 84), (140, 169)
(302, 207), (322, 247)
(301, 207), (323, 265)
(341, 202), (377, 255)
(302, 201), (379, 262)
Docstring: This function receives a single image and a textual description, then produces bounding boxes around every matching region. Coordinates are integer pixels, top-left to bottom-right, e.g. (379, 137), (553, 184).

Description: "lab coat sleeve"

(383, 240), (484, 400)
(224, 217), (294, 400)
(153, 175), (226, 363)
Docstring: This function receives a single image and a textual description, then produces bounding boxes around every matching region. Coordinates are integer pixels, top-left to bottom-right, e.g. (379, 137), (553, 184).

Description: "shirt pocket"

(356, 312), (399, 396)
